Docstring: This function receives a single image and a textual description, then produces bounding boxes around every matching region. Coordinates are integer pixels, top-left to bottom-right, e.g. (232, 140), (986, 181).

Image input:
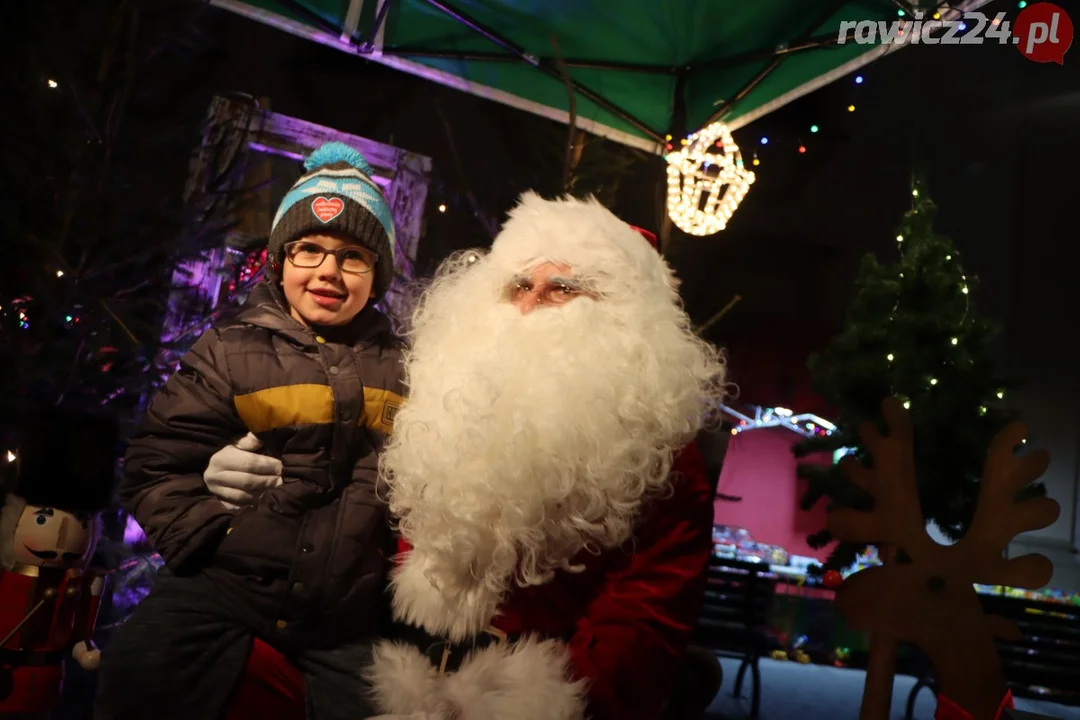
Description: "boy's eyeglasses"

(284, 241), (377, 275)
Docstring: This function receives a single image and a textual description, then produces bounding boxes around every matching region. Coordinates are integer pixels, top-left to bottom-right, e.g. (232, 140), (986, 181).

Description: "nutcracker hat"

(267, 142), (395, 301)
(4, 407), (121, 513)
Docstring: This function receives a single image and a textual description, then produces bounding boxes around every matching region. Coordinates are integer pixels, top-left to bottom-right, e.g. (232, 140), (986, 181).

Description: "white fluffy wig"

(380, 192), (726, 637)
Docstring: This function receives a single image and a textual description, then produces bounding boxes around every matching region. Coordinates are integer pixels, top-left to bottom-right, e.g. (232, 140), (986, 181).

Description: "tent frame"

(212, 0), (988, 152)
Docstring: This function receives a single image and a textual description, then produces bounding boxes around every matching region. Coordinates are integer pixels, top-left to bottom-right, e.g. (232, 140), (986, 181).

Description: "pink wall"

(712, 427), (834, 561)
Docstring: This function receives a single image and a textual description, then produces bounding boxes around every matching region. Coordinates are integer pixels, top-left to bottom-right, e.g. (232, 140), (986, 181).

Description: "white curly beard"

(380, 194), (726, 637)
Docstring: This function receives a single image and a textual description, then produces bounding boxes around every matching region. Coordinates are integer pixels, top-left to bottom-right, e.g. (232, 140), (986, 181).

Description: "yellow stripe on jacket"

(234, 384), (404, 434)
(362, 387), (404, 435)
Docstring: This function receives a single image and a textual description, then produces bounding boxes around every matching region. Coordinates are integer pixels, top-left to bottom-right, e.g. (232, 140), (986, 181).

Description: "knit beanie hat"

(267, 142), (395, 301)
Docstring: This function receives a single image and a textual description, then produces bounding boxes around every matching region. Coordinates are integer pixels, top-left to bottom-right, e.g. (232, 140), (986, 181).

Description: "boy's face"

(281, 233), (376, 327)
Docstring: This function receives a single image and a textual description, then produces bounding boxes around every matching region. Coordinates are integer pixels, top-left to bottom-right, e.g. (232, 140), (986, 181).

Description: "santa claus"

(366, 192), (726, 720)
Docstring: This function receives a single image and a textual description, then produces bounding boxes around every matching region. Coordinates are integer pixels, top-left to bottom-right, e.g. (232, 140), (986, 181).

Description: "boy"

(94, 143), (404, 720)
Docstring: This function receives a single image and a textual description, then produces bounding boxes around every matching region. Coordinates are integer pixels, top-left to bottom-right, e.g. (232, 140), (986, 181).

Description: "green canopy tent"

(209, 0), (988, 152)
(211, 0), (989, 235)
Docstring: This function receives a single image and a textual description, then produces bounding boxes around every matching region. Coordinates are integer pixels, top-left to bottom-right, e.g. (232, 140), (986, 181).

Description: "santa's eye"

(35, 515), (47, 525)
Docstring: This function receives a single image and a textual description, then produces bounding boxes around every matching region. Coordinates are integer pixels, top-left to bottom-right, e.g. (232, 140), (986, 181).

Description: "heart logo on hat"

(311, 196), (344, 223)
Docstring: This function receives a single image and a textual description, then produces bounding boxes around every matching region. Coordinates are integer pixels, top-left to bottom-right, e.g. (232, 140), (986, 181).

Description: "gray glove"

(204, 432), (283, 509)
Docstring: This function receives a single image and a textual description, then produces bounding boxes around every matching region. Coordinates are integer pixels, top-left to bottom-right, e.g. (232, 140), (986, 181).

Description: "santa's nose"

(515, 293), (540, 314)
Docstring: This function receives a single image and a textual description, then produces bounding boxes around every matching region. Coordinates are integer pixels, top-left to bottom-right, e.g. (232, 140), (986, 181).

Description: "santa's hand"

(204, 433), (283, 509)
(72, 640), (101, 671)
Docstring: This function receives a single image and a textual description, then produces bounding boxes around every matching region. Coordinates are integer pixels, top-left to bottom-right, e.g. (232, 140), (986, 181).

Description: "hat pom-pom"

(304, 142), (374, 176)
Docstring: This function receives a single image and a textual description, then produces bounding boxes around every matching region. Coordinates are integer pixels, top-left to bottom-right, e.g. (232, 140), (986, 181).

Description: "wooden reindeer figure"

(827, 397), (1060, 720)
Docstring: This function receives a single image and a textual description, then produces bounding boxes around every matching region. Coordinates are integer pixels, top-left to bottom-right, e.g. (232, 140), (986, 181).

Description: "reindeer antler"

(824, 398), (1061, 720)
(954, 420), (1060, 589)
(827, 396), (936, 562)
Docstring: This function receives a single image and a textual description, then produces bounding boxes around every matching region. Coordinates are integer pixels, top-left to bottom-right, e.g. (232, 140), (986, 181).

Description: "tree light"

(946, 254), (952, 260)
(902, 400), (911, 409)
(810, 125), (819, 133)
(979, 406), (987, 415)
(56, 270), (64, 277)
(996, 390), (1004, 399)
(47, 79), (58, 89)
(760, 137), (769, 145)
(1018, 1), (1028, 7)
(950, 337), (958, 345)
(887, 353), (895, 362)
(961, 286), (969, 294)
(5, 450), (14, 463)
(855, 75), (864, 84)
(798, 145), (806, 154)
(847, 105), (856, 112)
(438, 204), (446, 213)
(896, 234), (904, 243)
(929, 377), (938, 386)
(912, 188), (919, 197)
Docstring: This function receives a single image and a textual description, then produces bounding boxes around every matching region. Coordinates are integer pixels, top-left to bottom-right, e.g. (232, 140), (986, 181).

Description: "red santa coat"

(386, 442), (714, 720)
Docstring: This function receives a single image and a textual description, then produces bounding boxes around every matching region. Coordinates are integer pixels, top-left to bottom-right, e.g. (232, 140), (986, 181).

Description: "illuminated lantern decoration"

(665, 122), (755, 236)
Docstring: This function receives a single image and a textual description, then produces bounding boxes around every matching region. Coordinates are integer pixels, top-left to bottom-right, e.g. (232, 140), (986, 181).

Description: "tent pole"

(696, 33), (843, 72)
(381, 48), (675, 74)
(340, 0), (364, 43)
(357, 0), (393, 52)
(702, 0), (849, 128)
(667, 68), (690, 141)
(418, 0), (667, 144)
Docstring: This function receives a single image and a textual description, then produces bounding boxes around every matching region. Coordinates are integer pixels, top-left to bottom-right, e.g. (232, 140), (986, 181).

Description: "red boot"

(935, 690), (1015, 720)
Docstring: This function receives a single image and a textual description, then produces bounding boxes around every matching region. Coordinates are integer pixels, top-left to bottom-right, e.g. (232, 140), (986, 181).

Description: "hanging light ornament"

(665, 122), (755, 236)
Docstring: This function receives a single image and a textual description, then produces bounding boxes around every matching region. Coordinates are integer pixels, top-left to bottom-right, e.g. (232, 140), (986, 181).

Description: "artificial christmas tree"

(0, 0), (245, 422)
(794, 181), (1051, 720)
(795, 179), (1045, 574)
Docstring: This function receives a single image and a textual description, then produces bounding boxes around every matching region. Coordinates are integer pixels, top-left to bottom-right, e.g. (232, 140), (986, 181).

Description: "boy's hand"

(204, 432), (283, 509)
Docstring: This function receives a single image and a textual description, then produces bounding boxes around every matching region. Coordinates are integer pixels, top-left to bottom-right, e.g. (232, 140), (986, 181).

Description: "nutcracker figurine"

(0, 408), (120, 716)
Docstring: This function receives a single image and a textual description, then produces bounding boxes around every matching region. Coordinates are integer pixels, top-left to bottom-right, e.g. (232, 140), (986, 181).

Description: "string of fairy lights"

(664, 72), (871, 236)
(723, 405), (837, 440)
(665, 0), (1033, 237)
(885, 184), (1010, 420)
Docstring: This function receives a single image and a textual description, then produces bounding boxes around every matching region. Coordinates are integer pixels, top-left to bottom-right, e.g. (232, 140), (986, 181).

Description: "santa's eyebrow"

(545, 276), (584, 289)
(36, 507), (55, 516)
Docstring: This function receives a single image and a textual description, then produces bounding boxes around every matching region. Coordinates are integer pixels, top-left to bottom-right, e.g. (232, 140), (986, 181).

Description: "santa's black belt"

(390, 622), (523, 675)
